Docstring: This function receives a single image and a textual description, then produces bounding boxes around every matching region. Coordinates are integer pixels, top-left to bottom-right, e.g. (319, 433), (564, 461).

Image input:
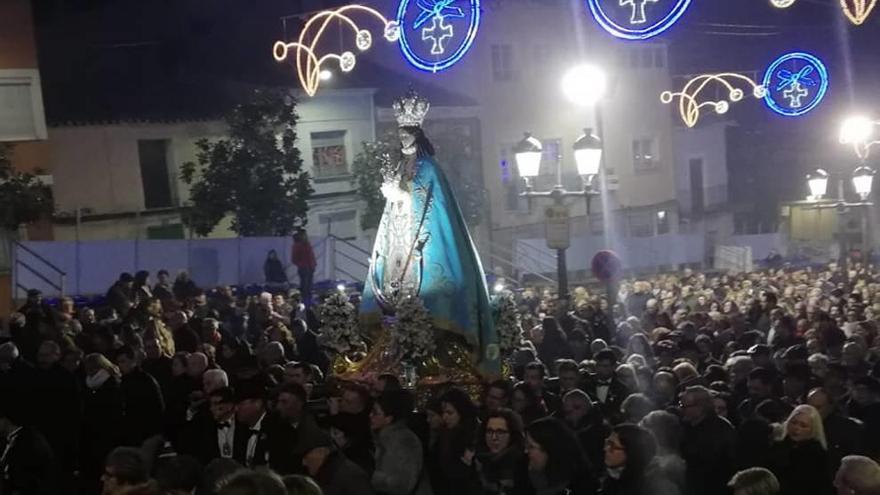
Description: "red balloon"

(591, 250), (622, 283)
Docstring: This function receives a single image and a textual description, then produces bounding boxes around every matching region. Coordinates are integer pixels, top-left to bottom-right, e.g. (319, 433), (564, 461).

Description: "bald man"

(807, 387), (864, 473)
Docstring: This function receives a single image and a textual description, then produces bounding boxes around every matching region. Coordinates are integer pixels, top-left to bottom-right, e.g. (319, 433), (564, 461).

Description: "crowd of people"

(3, 261), (880, 495)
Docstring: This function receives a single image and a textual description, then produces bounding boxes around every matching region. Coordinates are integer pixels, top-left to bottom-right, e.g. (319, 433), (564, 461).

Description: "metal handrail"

(515, 241), (558, 265)
(335, 249), (369, 269)
(14, 241), (66, 277)
(17, 259), (63, 291)
(489, 253), (556, 285)
(328, 234), (370, 257)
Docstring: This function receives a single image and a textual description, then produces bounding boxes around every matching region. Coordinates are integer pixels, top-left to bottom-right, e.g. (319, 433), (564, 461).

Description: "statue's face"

(399, 128), (417, 149)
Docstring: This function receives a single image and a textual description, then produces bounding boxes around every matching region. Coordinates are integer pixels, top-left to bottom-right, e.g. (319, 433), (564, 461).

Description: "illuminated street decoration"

(661, 73), (766, 128)
(841, 0), (877, 25)
(397, 0), (480, 72)
(621, 0), (659, 23)
(770, 0), (797, 7)
(587, 0), (693, 40)
(273, 5), (400, 97)
(762, 52), (829, 117)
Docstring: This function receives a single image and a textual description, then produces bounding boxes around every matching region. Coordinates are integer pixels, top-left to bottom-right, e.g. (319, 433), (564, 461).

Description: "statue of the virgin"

(360, 89), (499, 377)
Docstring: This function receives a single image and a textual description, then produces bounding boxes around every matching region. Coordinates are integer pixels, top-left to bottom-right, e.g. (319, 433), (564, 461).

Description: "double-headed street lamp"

(510, 64), (607, 300)
(513, 130), (603, 300)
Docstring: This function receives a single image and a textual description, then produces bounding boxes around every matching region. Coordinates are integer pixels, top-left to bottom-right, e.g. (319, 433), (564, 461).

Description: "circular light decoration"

(586, 0), (693, 40)
(761, 51), (829, 117)
(396, 0), (480, 72)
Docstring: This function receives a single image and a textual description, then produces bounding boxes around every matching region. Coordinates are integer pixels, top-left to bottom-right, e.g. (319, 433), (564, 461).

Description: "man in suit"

(182, 386), (238, 464)
(583, 349), (629, 422)
(272, 382), (321, 475)
(0, 402), (57, 495)
(234, 383), (274, 469)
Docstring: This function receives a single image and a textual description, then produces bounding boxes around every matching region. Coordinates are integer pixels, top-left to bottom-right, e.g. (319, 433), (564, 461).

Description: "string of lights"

(273, 5), (400, 97)
(661, 73), (766, 128)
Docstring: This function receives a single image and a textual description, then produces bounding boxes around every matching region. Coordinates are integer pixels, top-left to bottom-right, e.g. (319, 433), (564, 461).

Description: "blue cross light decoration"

(586, 0), (693, 40)
(397, 0), (480, 72)
(761, 52), (829, 117)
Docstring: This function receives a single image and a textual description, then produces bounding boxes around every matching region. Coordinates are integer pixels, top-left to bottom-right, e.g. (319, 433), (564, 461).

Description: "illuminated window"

(311, 131), (348, 178)
(657, 210), (670, 234)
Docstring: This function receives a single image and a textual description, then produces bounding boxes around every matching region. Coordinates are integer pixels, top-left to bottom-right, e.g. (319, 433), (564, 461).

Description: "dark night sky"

(30, 0), (880, 209)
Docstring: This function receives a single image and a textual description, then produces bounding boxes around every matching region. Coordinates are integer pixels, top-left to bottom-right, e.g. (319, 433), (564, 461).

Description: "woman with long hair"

(769, 404), (833, 495)
(524, 417), (595, 495)
(599, 423), (677, 495)
(475, 408), (526, 495)
(428, 388), (480, 494)
(264, 249), (288, 286)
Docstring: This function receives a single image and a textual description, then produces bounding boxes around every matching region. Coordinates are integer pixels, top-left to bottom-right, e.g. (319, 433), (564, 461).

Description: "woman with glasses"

(599, 423), (679, 495)
(474, 408), (525, 495)
(524, 417), (595, 495)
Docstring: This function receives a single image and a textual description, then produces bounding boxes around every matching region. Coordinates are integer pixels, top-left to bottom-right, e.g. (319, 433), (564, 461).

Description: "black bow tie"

(597, 380), (612, 386)
(218, 422), (231, 429)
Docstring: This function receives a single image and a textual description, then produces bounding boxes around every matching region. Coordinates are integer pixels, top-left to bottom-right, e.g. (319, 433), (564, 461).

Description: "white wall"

(674, 122), (730, 215)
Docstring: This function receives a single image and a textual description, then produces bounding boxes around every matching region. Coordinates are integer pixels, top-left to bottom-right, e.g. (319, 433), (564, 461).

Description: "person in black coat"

(523, 417), (596, 495)
(106, 272), (135, 318)
(680, 386), (736, 495)
(302, 429), (375, 495)
(0, 403), (58, 495)
(80, 353), (124, 494)
(769, 405), (834, 495)
(807, 387), (865, 474)
(115, 345), (165, 446)
(584, 350), (630, 423)
(31, 340), (81, 488)
(179, 387), (240, 465)
(429, 388), (481, 495)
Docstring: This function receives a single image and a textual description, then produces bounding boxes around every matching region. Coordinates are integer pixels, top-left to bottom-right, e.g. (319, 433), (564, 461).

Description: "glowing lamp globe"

(852, 166), (874, 200)
(561, 64), (607, 106)
(319, 70), (333, 81)
(840, 116), (874, 144)
(573, 128), (602, 177)
(513, 133), (543, 179)
(807, 169), (829, 199)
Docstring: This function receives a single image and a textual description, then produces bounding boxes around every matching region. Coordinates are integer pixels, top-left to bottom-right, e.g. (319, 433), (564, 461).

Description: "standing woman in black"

(429, 388), (480, 495)
(769, 404), (834, 495)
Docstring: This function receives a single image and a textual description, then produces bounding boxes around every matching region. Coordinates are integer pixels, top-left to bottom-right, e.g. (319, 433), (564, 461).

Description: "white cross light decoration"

(620, 0), (659, 23)
(783, 82), (809, 108)
(273, 5), (400, 97)
(422, 15), (454, 54)
(661, 73), (766, 128)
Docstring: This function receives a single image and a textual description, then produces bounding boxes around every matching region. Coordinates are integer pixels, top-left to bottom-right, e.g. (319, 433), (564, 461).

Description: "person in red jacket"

(291, 230), (317, 304)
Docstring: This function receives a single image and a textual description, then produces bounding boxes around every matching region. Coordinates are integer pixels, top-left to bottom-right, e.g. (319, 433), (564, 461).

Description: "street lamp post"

(509, 63), (607, 300)
(803, 166), (874, 283)
(513, 129), (603, 299)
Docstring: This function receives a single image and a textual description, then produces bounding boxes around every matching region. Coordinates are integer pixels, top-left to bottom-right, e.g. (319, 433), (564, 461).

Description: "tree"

(0, 143), (54, 232)
(350, 136), (395, 231)
(180, 89), (313, 237)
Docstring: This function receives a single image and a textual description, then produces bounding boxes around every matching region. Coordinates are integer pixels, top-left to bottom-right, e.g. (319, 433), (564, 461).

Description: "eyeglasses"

(487, 428), (510, 437)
